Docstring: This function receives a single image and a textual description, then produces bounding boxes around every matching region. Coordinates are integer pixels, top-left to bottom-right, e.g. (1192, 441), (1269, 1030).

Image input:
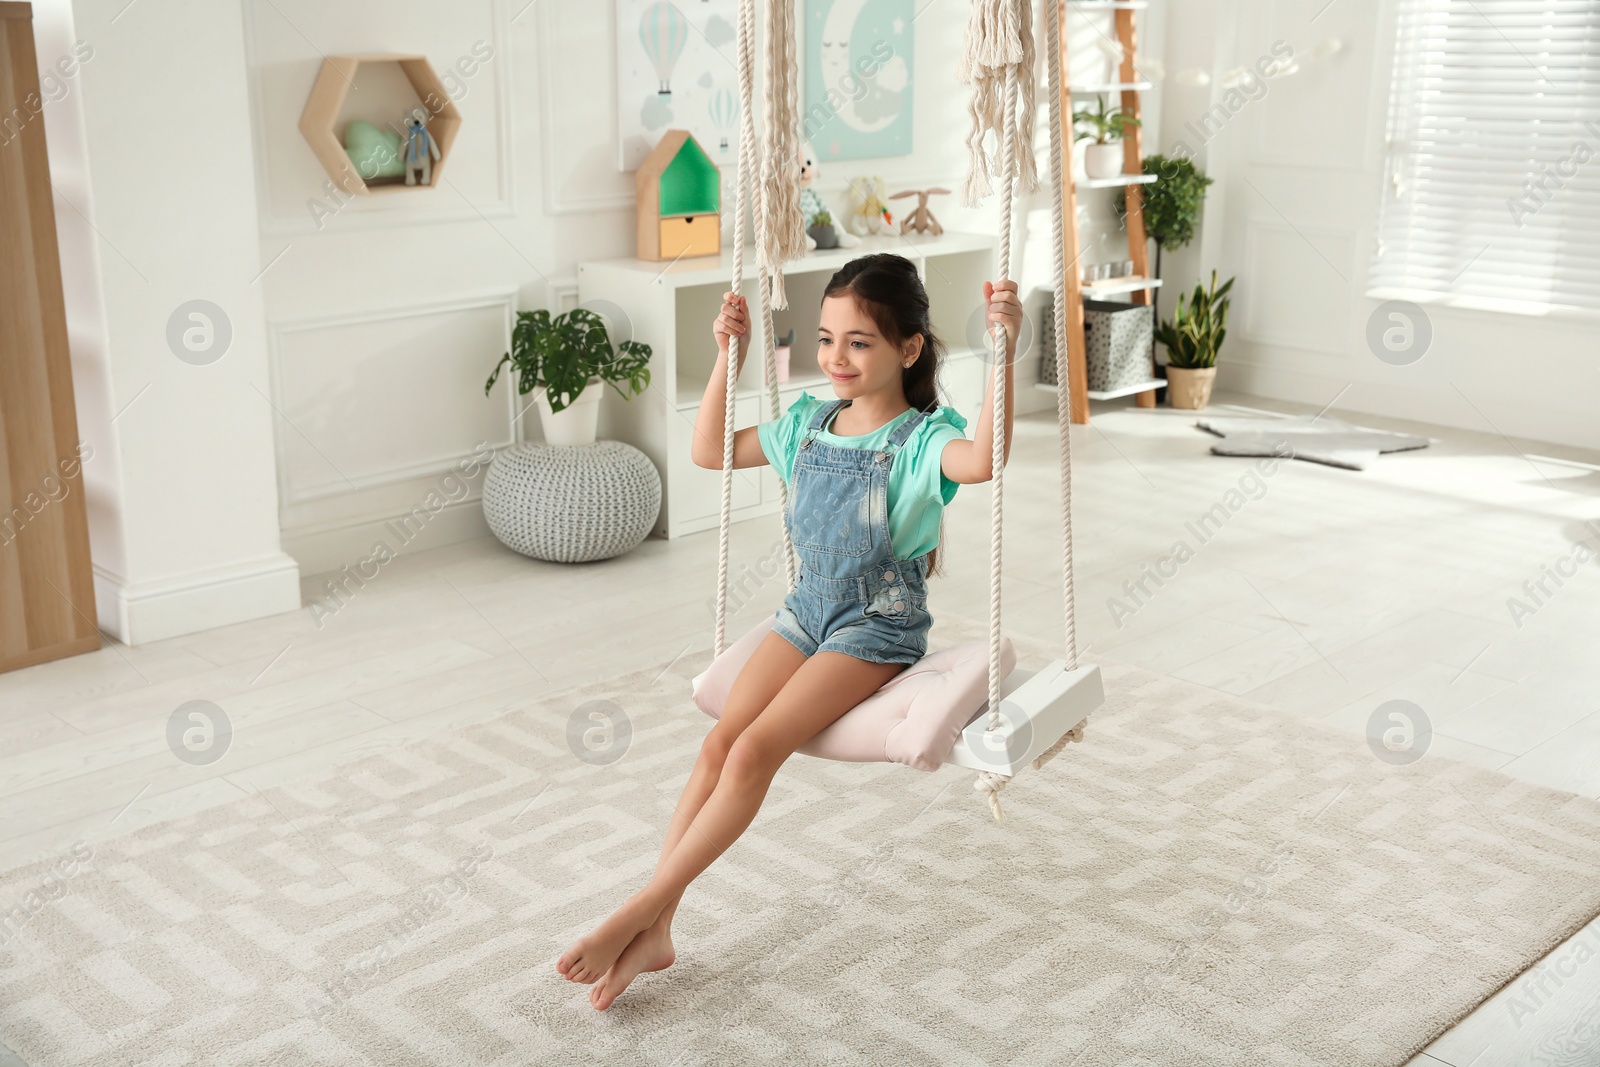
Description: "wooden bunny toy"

(890, 187), (950, 236)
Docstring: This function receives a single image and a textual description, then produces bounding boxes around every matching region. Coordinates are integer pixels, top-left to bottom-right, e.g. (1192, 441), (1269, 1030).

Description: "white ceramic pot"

(537, 377), (603, 445)
(1085, 142), (1125, 180)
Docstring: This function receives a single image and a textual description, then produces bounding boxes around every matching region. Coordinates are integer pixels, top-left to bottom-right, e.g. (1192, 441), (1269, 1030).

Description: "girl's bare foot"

(556, 896), (660, 984)
(589, 925), (676, 1010)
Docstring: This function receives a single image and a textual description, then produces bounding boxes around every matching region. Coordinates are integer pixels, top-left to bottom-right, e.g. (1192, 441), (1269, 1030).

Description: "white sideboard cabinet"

(579, 230), (1003, 540)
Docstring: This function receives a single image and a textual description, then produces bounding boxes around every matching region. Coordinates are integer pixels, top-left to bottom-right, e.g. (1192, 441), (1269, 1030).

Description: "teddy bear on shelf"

(799, 140), (860, 252)
(844, 175), (895, 237)
(402, 107), (441, 186)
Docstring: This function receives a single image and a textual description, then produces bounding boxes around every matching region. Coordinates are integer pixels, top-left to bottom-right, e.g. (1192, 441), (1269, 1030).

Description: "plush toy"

(402, 107), (441, 186)
(798, 141), (860, 251)
(889, 187), (950, 235)
(845, 175), (895, 237)
(343, 119), (404, 181)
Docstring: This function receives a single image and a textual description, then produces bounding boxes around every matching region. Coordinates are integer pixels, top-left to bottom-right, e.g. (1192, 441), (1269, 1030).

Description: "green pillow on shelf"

(343, 119), (403, 180)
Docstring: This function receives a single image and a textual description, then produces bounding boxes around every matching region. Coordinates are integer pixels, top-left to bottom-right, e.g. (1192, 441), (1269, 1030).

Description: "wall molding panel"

(266, 289), (518, 515)
(243, 0), (516, 237)
(1240, 218), (1354, 357)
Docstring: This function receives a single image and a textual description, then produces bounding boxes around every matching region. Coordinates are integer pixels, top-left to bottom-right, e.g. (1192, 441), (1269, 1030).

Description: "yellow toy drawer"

(659, 214), (721, 260)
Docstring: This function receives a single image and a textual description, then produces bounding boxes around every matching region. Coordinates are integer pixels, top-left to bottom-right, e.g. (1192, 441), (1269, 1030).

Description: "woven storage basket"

(482, 441), (660, 562)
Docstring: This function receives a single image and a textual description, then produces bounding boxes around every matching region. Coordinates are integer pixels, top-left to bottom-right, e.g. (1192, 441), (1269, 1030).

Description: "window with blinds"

(1370, 0), (1600, 313)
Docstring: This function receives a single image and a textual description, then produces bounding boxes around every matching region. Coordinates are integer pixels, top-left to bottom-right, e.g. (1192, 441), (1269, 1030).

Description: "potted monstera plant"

(1154, 270), (1233, 410)
(485, 308), (651, 445)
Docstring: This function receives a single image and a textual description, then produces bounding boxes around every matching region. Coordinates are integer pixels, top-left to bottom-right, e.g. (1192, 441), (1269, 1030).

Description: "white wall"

(44, 0), (1170, 641)
(42, 0), (300, 645)
(1153, 0), (1600, 451)
(238, 0), (1146, 577)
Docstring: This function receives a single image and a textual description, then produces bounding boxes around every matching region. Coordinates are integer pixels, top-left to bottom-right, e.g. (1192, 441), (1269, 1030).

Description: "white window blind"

(1371, 0), (1600, 312)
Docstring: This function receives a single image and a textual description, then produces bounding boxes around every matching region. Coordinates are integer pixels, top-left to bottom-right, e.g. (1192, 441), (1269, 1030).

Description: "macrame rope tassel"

(758, 0), (807, 311)
(748, 0), (801, 592)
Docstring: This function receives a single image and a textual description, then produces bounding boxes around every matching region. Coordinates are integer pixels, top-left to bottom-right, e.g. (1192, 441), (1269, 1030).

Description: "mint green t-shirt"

(757, 392), (970, 561)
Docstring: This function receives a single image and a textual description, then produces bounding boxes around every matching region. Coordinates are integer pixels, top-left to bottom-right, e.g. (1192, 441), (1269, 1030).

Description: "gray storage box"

(1084, 299), (1153, 392)
(1036, 296), (1154, 393)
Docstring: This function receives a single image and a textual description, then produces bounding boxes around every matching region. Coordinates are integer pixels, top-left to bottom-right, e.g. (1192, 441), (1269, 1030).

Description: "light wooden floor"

(3, 389), (1597, 1065)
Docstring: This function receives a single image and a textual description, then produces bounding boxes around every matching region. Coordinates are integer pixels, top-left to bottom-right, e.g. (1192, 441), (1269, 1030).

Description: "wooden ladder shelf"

(1053, 0), (1161, 423)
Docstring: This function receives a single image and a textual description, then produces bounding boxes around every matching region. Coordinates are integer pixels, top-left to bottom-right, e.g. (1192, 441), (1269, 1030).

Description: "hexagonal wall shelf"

(298, 54), (462, 195)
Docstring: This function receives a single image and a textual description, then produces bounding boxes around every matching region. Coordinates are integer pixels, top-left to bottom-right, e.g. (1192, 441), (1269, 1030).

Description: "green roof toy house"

(636, 129), (721, 261)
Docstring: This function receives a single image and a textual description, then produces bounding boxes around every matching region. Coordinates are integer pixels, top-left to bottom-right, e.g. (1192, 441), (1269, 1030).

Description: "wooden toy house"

(635, 129), (721, 261)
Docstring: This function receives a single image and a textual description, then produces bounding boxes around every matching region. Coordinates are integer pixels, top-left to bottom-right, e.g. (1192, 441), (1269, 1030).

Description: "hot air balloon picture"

(708, 86), (737, 154)
(615, 0), (739, 172)
(639, 1), (689, 96)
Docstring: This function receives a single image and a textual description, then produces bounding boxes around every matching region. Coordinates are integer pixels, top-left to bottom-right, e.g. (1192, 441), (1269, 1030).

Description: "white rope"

(960, 0), (1035, 824)
(756, 257), (798, 592)
(717, 0), (800, 659)
(1044, 0), (1078, 675)
(715, 0), (757, 658)
(1030, 0), (1087, 774)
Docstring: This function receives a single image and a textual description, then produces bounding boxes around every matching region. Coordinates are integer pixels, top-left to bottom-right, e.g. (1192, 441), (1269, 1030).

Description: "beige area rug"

(3, 616), (1600, 1066)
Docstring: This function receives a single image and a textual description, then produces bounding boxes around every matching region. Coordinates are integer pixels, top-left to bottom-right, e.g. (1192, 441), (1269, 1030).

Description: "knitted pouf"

(482, 441), (660, 563)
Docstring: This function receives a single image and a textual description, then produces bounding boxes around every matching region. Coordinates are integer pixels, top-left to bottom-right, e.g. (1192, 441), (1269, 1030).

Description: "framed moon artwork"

(802, 0), (914, 161)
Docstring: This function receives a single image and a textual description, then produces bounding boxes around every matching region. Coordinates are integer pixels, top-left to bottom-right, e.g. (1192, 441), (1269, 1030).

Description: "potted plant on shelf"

(485, 308), (652, 446)
(1116, 152), (1214, 401)
(806, 208), (840, 250)
(1154, 270), (1232, 410)
(1117, 153), (1213, 319)
(1073, 95), (1141, 180)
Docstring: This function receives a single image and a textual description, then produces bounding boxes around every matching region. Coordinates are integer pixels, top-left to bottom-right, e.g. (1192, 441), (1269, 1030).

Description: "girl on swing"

(558, 252), (1020, 1010)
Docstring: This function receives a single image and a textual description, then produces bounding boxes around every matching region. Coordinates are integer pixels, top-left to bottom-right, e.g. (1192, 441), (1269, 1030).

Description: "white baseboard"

(94, 553), (303, 646)
(282, 498), (492, 579)
(1216, 359), (1595, 453)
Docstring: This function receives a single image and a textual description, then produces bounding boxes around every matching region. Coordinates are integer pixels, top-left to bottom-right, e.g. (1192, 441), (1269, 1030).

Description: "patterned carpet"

(3, 615), (1599, 1066)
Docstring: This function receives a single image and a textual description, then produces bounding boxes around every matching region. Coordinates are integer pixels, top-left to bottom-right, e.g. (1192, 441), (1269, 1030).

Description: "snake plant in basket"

(1154, 270), (1233, 410)
(485, 308), (651, 446)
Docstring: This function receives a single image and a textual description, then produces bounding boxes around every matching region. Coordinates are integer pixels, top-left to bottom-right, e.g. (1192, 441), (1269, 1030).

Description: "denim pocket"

(788, 466), (874, 557)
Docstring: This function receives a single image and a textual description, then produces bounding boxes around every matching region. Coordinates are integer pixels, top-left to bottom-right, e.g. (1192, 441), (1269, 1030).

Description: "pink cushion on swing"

(689, 615), (1018, 771)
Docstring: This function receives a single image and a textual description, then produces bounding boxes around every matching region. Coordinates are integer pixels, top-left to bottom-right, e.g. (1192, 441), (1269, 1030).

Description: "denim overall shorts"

(771, 398), (935, 666)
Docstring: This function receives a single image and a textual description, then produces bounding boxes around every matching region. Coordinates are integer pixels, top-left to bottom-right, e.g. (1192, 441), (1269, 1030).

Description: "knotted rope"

(717, 0), (801, 657)
(1031, 0), (1089, 773)
(960, 0), (1036, 823)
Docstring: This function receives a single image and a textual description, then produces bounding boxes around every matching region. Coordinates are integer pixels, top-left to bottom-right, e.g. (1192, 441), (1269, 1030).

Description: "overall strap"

(802, 398), (849, 440)
(884, 403), (936, 454)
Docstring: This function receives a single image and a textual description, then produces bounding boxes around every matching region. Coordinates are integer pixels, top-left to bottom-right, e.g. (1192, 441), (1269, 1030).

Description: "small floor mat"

(1196, 414), (1431, 470)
